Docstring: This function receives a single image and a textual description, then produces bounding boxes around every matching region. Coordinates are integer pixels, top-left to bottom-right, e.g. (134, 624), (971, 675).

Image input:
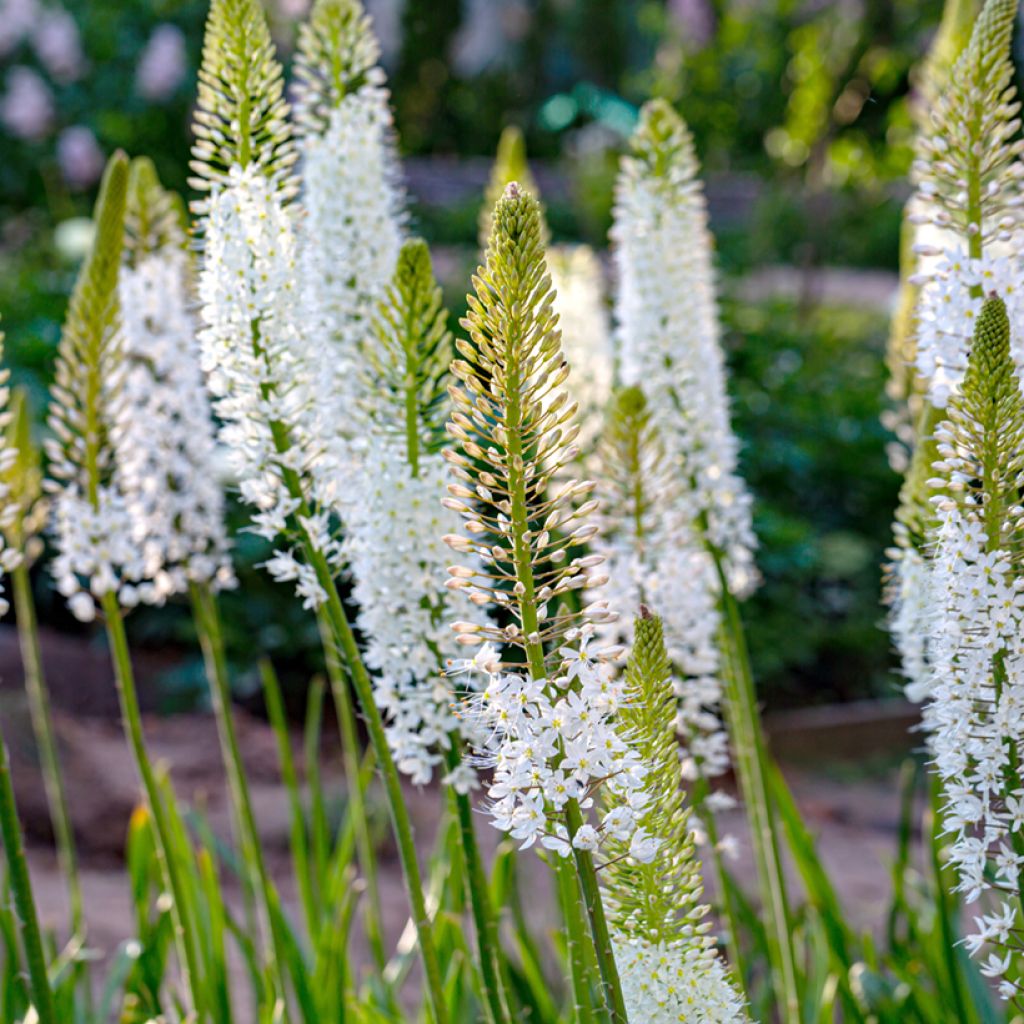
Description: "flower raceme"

(191, 0), (342, 609)
(889, 0), (1024, 705)
(592, 388), (732, 791)
(116, 157), (234, 597)
(294, 0), (405, 432)
(45, 152), (148, 622)
(443, 182), (649, 856)
(603, 610), (749, 1024)
(612, 98), (756, 597)
(343, 239), (488, 788)
(924, 294), (1024, 1000)
(0, 328), (27, 616)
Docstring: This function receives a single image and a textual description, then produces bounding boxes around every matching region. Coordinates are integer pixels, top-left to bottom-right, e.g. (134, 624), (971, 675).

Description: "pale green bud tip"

(629, 608), (669, 675)
(91, 151), (130, 259)
(610, 385), (647, 421)
(633, 98), (696, 175)
(972, 294), (1011, 370)
(492, 181), (542, 245)
(496, 125), (528, 176)
(396, 237), (432, 281)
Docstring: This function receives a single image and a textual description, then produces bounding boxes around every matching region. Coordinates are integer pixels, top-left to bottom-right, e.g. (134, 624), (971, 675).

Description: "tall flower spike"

(909, 0), (1024, 409)
(481, 127), (611, 463)
(604, 610), (749, 1024)
(45, 151), (148, 622)
(0, 389), (48, 566)
(191, 0), (340, 609)
(445, 185), (647, 929)
(363, 238), (451, 457)
(912, 0), (1021, 248)
(888, 0), (1021, 703)
(189, 0), (296, 205)
(446, 182), (607, 664)
(115, 157), (235, 596)
(294, 0), (405, 435)
(343, 238), (487, 787)
(925, 295), (1024, 1001)
(0, 327), (22, 615)
(612, 98), (756, 595)
(592, 387), (732, 789)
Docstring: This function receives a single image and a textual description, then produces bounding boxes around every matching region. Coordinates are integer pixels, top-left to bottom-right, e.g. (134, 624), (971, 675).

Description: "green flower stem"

(502, 325), (623, 1024)
(693, 778), (747, 988)
(100, 590), (205, 1020)
(442, 742), (512, 1024)
(0, 729), (56, 1024)
(11, 564), (83, 938)
(565, 800), (627, 1024)
(304, 541), (449, 1024)
(316, 608), (387, 971)
(190, 581), (296, 1009)
(713, 556), (800, 1024)
(253, 310), (447, 1018)
(554, 850), (597, 1024)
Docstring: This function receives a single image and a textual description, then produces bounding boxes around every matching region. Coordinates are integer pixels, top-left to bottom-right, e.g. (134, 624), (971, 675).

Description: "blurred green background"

(0, 0), (965, 711)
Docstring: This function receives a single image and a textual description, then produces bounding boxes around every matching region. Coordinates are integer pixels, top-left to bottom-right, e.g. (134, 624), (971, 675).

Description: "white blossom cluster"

(614, 939), (749, 1024)
(344, 443), (486, 789)
(912, 246), (1024, 407)
(593, 456), (731, 788)
(196, 166), (341, 609)
(925, 507), (1024, 1000)
(295, 6), (405, 436)
(0, 346), (26, 616)
(612, 100), (756, 597)
(547, 244), (613, 458)
(50, 485), (146, 621)
(450, 629), (655, 858)
(116, 247), (235, 596)
(886, 544), (933, 704)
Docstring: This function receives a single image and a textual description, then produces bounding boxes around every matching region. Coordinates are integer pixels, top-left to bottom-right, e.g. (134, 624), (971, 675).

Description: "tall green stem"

(305, 544), (449, 1024)
(0, 732), (56, 1024)
(502, 329), (624, 1024)
(554, 851), (597, 1024)
(713, 557), (800, 1024)
(316, 610), (387, 972)
(11, 565), (83, 937)
(442, 743), (512, 1024)
(100, 591), (205, 1020)
(190, 582), (295, 1010)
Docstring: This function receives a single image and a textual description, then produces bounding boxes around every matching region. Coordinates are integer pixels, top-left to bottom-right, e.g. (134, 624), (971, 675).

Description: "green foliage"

(367, 238), (453, 462)
(294, 0), (380, 134)
(727, 298), (900, 706)
(603, 610), (704, 949)
(45, 151), (128, 495)
(190, 0), (295, 197)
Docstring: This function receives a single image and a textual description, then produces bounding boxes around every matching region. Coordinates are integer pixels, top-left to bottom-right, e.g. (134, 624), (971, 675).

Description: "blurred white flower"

(31, 6), (83, 83)
(135, 24), (187, 102)
(1, 64), (53, 141)
(0, 0), (39, 57)
(56, 125), (103, 189)
(53, 217), (94, 263)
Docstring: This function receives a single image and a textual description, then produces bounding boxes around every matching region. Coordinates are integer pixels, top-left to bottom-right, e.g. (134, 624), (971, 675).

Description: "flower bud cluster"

(612, 99), (756, 597)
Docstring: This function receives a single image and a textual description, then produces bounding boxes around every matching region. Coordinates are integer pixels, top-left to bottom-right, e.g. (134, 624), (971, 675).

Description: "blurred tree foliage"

(725, 297), (900, 707)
